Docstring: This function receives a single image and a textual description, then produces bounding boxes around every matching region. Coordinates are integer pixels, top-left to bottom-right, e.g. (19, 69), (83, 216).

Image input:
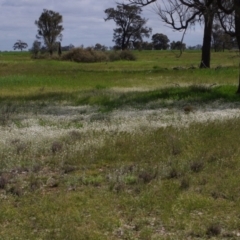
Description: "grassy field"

(1, 50), (240, 239)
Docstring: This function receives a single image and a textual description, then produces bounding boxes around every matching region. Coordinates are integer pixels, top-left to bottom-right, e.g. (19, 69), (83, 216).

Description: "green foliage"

(35, 9), (64, 55)
(13, 40), (28, 51)
(152, 33), (170, 50)
(104, 4), (151, 50)
(171, 40), (186, 50)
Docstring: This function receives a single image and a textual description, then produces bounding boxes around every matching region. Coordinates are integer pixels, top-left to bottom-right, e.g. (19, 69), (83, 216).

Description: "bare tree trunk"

(234, 0), (240, 93)
(200, 13), (214, 68)
(58, 42), (62, 57)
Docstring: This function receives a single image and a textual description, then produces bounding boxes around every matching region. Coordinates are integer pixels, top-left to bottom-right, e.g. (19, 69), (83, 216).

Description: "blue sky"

(0, 0), (203, 51)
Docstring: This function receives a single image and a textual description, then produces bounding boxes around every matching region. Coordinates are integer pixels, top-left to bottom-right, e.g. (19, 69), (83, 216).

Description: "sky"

(0, 0), (204, 51)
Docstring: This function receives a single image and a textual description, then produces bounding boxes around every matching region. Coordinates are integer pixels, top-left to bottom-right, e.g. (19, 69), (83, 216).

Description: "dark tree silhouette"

(152, 33), (170, 50)
(35, 9), (64, 55)
(171, 41), (186, 50)
(127, 0), (227, 68)
(104, 4), (152, 50)
(13, 40), (28, 51)
(128, 0), (156, 6)
(58, 42), (62, 57)
(30, 40), (41, 58)
(154, 0), (220, 68)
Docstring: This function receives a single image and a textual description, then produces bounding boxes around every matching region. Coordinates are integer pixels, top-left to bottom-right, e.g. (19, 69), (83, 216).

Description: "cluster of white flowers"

(0, 102), (240, 150)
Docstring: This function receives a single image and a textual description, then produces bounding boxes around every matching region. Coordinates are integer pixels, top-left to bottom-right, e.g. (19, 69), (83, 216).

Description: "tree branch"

(216, 0), (234, 14)
(128, 0), (156, 6)
(154, 0), (202, 31)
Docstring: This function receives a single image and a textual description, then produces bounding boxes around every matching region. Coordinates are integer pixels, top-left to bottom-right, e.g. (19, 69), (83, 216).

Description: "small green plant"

(80, 175), (104, 186)
(124, 175), (138, 185)
(29, 174), (42, 191)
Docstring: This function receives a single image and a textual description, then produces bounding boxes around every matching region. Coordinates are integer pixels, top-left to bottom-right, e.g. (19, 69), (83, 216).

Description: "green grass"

(1, 50), (240, 239)
(1, 50), (240, 103)
(1, 84), (238, 112)
(1, 120), (240, 238)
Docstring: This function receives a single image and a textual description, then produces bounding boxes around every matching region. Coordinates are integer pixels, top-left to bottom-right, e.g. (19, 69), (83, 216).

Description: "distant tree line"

(11, 3), (238, 61)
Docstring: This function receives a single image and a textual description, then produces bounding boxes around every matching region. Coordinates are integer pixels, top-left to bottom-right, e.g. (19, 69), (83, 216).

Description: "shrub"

(62, 47), (108, 63)
(108, 50), (136, 61)
(108, 51), (121, 61)
(36, 48), (136, 63)
(119, 50), (136, 61)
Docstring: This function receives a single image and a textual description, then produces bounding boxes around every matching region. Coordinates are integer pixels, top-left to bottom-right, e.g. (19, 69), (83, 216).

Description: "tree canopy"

(13, 40), (28, 51)
(170, 41), (186, 50)
(152, 33), (169, 50)
(104, 4), (152, 50)
(35, 9), (64, 55)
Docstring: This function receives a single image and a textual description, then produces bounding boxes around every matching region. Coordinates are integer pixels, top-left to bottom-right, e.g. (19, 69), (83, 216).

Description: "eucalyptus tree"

(128, 0), (237, 53)
(104, 4), (152, 50)
(35, 9), (64, 55)
(171, 41), (186, 50)
(159, 1), (221, 68)
(152, 33), (170, 49)
(13, 40), (28, 51)
(129, 0), (240, 92)
(129, 0), (221, 68)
